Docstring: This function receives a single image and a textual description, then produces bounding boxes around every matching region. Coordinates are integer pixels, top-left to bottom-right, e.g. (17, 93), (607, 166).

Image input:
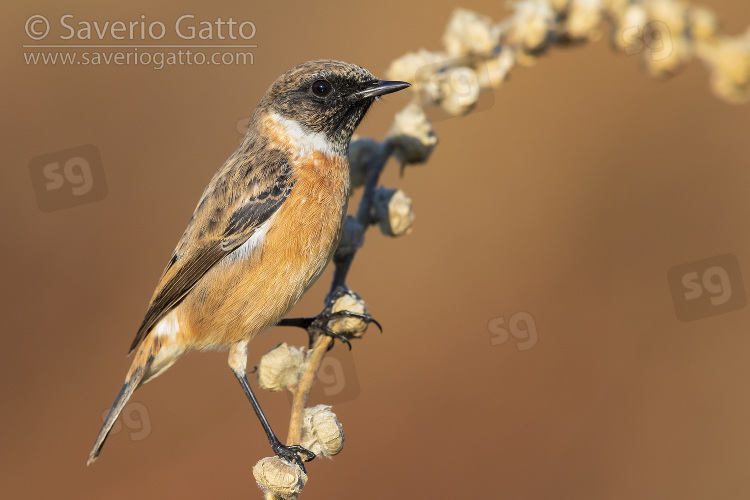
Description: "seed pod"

(442, 8), (501, 57)
(613, 4), (648, 53)
(476, 48), (515, 90)
(638, 0), (691, 78)
(328, 291), (369, 338)
(647, 0), (687, 36)
(548, 0), (570, 13)
(642, 35), (691, 79)
(565, 0), (603, 41)
(439, 66), (481, 116)
(387, 102), (437, 166)
(508, 0), (555, 53)
(704, 34), (750, 104)
(373, 187), (415, 238)
(300, 405), (345, 458)
(386, 49), (447, 104)
(257, 343), (306, 392)
(253, 456), (307, 500)
(688, 6), (718, 42)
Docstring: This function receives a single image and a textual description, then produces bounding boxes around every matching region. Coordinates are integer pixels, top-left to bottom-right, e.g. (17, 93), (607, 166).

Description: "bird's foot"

(313, 310), (382, 351)
(277, 288), (382, 349)
(272, 441), (315, 472)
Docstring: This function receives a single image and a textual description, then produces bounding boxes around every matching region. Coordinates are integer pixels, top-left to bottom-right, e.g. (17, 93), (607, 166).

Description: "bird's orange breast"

(176, 116), (350, 350)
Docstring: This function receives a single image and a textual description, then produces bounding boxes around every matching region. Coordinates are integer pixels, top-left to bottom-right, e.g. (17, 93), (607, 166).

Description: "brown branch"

(286, 335), (334, 446)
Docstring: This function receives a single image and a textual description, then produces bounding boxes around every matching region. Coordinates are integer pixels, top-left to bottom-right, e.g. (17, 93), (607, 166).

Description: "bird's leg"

(229, 343), (315, 471)
(276, 287), (382, 350)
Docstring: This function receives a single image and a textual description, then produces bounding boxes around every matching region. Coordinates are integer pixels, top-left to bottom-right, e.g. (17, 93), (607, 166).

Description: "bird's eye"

(311, 80), (332, 97)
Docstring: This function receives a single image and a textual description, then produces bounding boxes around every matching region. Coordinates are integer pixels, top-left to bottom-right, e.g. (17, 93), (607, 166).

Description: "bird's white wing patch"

(153, 309), (180, 339)
(222, 211), (278, 265)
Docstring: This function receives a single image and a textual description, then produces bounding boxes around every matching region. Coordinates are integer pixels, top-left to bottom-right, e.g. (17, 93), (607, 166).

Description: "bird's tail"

(87, 343), (154, 466)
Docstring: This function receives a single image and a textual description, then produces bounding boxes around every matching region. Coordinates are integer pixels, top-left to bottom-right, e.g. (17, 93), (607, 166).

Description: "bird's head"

(255, 60), (410, 154)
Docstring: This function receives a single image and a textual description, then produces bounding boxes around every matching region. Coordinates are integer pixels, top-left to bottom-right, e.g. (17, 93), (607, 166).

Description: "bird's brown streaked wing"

(128, 159), (295, 354)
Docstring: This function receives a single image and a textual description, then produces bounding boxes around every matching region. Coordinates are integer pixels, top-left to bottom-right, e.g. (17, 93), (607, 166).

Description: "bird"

(88, 60), (410, 469)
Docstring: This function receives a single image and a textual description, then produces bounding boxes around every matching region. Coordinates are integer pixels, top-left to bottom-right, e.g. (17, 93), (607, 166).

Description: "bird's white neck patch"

(269, 112), (339, 158)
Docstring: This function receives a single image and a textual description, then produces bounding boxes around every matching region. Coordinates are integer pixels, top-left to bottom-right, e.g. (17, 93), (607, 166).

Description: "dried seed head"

(386, 49), (448, 103)
(507, 0), (555, 53)
(648, 6), (689, 77)
(476, 47), (515, 90)
(565, 0), (603, 41)
(688, 6), (719, 41)
(613, 4), (649, 53)
(258, 343), (307, 392)
(253, 456), (307, 500)
(549, 0), (571, 13)
(300, 405), (345, 458)
(373, 187), (415, 238)
(605, 0), (630, 13)
(439, 66), (481, 116)
(705, 34), (750, 103)
(647, 0), (687, 36)
(442, 8), (501, 57)
(328, 291), (369, 338)
(642, 34), (691, 78)
(388, 102), (438, 166)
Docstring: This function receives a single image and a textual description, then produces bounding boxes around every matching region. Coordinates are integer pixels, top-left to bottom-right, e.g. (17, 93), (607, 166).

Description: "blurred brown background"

(3, 1), (750, 498)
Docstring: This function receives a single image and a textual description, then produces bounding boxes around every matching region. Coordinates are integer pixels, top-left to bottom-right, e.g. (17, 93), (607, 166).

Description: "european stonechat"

(88, 60), (410, 469)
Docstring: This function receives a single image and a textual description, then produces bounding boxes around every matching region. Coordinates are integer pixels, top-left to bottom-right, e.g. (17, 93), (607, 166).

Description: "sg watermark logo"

(621, 21), (673, 61)
(100, 401), (152, 442)
(28, 144), (107, 212)
(287, 348), (360, 406)
(667, 254), (746, 321)
(488, 311), (539, 351)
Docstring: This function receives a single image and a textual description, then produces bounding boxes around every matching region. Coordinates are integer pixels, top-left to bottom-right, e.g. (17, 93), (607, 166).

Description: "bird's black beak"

(351, 80), (411, 100)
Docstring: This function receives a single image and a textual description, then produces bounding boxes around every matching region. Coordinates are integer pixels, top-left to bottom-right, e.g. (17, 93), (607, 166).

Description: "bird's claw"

(278, 288), (382, 349)
(307, 308), (382, 350)
(320, 325), (352, 351)
(272, 442), (315, 472)
(323, 309), (383, 333)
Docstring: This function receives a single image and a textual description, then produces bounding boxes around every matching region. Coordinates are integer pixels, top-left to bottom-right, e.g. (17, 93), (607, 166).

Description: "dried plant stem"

(287, 335), (334, 446)
(329, 139), (394, 296)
